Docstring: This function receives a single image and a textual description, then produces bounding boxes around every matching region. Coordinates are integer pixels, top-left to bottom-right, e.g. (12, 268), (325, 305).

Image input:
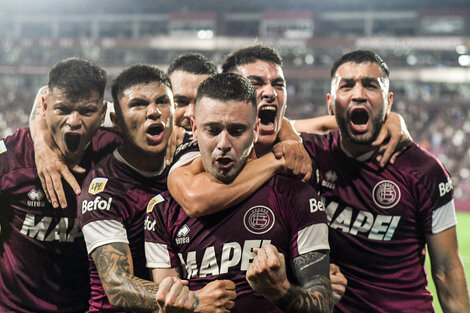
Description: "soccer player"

(76, 64), (234, 312)
(165, 45), (413, 304)
(300, 50), (470, 312)
(0, 58), (116, 312)
(145, 73), (332, 313)
(168, 52), (218, 131)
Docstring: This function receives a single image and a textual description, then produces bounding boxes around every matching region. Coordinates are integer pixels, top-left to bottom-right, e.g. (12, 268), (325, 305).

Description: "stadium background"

(0, 1), (468, 311)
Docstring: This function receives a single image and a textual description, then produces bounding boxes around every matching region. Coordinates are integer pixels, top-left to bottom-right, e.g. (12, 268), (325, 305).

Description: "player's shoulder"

(145, 190), (176, 219)
(90, 127), (122, 154)
(79, 153), (126, 199)
(173, 139), (199, 163)
(395, 142), (450, 181)
(268, 174), (319, 199)
(0, 127), (35, 172)
(301, 130), (337, 153)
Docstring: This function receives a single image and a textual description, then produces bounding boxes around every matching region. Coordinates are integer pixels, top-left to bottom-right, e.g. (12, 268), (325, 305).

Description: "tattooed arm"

(247, 244), (332, 313)
(92, 242), (196, 312)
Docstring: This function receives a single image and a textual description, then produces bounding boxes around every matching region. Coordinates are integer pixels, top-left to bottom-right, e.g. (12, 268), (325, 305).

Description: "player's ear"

(191, 116), (197, 141)
(110, 112), (121, 133)
(41, 94), (48, 117)
(327, 93), (334, 115)
(253, 121), (259, 144)
(386, 92), (393, 117)
(100, 101), (108, 124)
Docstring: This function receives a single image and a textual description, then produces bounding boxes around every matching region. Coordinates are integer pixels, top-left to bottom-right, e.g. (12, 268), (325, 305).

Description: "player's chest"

(315, 165), (418, 241)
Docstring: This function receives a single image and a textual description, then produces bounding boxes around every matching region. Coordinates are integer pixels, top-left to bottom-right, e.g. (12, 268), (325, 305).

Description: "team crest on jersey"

(372, 180), (401, 209)
(146, 194), (165, 213)
(243, 206), (275, 235)
(0, 140), (6, 154)
(88, 178), (108, 195)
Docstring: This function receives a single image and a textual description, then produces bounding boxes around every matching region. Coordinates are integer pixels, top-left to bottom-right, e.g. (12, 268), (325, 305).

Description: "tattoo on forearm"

(30, 88), (47, 122)
(273, 251), (332, 313)
(274, 277), (332, 313)
(93, 243), (160, 312)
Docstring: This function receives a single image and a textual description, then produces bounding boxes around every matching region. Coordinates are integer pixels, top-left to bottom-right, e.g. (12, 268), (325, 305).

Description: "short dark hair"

(167, 53), (217, 76)
(48, 57), (106, 102)
(111, 64), (172, 116)
(331, 50), (390, 78)
(196, 73), (257, 112)
(222, 44), (283, 73)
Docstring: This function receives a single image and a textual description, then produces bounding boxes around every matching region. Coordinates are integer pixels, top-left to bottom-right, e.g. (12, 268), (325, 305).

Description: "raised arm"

(92, 242), (196, 312)
(246, 244), (333, 313)
(29, 86), (82, 208)
(168, 152), (284, 217)
(426, 226), (470, 313)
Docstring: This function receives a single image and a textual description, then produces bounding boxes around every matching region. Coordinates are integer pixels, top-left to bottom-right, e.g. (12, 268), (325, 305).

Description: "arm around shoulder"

(168, 153), (284, 217)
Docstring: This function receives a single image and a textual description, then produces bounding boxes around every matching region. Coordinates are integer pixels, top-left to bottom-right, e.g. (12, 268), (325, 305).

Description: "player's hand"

(372, 112), (412, 167)
(34, 136), (84, 208)
(330, 263), (347, 304)
(272, 139), (312, 183)
(156, 277), (197, 313)
(246, 244), (290, 301)
(165, 125), (187, 166)
(194, 280), (236, 313)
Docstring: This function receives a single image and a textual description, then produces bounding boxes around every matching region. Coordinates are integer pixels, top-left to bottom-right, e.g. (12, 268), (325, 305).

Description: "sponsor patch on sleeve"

(88, 178), (108, 195)
(147, 194), (165, 213)
(0, 140), (7, 154)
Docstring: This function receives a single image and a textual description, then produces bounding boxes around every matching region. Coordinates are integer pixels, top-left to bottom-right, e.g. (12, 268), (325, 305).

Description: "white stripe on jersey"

(298, 223), (330, 255)
(82, 220), (129, 254)
(432, 199), (457, 234)
(169, 151), (201, 174)
(145, 242), (172, 268)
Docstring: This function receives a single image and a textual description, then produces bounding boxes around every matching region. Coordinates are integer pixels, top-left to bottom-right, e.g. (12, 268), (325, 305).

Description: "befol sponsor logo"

(439, 178), (453, 197)
(81, 196), (113, 214)
(144, 215), (156, 232)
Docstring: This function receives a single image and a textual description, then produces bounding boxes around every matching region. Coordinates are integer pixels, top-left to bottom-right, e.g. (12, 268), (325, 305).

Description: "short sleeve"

(144, 194), (180, 269)
(77, 176), (128, 253)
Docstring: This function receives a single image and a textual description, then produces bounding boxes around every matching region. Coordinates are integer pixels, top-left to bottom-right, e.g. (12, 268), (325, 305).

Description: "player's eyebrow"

(246, 75), (264, 83)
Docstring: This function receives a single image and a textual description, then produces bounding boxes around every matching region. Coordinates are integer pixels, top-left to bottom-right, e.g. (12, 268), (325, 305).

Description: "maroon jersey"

(302, 130), (456, 313)
(0, 127), (119, 313)
(77, 150), (169, 312)
(145, 175), (329, 313)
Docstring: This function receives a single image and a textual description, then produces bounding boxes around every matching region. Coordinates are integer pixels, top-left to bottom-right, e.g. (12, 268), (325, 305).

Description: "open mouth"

(147, 124), (164, 137)
(350, 107), (370, 132)
(64, 133), (81, 152)
(216, 156), (233, 168)
(258, 105), (277, 126)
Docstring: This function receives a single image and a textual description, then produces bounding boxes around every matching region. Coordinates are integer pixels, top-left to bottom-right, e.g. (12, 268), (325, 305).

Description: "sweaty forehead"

(49, 87), (101, 106)
(335, 61), (384, 80)
(122, 82), (172, 101)
(235, 61), (285, 81)
(170, 71), (209, 95)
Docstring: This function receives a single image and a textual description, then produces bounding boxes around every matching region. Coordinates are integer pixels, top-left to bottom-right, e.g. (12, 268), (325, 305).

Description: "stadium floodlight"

(458, 55), (470, 67)
(456, 45), (468, 54)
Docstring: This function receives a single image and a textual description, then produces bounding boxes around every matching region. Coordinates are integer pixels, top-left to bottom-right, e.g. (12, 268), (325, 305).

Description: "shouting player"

(0, 58), (115, 312)
(144, 73), (333, 313)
